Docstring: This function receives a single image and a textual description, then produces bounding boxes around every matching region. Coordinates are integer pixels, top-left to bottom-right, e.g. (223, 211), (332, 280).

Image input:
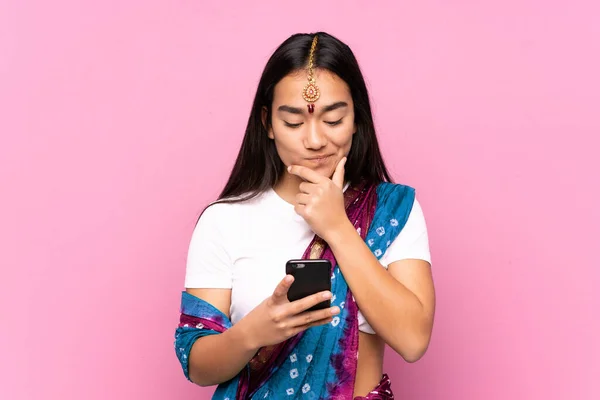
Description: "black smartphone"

(285, 259), (332, 312)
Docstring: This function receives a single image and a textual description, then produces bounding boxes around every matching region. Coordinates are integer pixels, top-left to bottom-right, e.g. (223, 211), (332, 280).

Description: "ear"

(262, 106), (274, 139)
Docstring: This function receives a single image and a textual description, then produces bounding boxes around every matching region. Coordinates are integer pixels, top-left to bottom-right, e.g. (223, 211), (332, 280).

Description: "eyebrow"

(277, 101), (349, 115)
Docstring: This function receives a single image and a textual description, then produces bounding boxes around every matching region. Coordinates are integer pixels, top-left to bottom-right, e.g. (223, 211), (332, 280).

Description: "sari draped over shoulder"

(175, 182), (415, 399)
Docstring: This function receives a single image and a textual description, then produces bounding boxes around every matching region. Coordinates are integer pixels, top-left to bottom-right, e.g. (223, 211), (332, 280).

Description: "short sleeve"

(184, 204), (233, 289)
(380, 197), (431, 266)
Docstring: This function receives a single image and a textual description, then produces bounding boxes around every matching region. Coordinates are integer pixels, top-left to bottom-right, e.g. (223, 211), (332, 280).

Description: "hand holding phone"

(235, 270), (339, 349)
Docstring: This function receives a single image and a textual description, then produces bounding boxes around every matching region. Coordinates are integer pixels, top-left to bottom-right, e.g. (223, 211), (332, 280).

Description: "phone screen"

(286, 259), (332, 311)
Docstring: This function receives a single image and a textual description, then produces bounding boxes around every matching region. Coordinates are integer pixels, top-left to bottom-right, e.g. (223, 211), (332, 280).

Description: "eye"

(284, 121), (303, 128)
(325, 118), (343, 126)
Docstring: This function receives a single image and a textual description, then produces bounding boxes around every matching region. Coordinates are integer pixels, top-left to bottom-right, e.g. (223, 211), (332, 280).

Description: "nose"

(304, 121), (327, 150)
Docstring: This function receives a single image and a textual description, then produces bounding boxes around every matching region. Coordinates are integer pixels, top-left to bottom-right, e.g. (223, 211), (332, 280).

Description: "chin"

(320, 166), (337, 178)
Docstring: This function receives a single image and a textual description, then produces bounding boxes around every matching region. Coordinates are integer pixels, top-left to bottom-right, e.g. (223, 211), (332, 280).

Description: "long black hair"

(218, 31), (392, 203)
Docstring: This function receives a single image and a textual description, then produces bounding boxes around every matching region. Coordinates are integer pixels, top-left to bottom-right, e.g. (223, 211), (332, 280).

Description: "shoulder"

(376, 182), (416, 200)
(377, 186), (431, 265)
(382, 184), (428, 246)
(195, 191), (271, 230)
(375, 182), (417, 219)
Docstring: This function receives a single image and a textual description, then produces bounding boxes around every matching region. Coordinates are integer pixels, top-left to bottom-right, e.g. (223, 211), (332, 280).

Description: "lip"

(306, 154), (334, 160)
(306, 155), (333, 164)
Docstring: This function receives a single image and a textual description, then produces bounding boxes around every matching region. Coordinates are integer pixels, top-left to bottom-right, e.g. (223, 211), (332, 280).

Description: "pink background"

(1, 1), (598, 399)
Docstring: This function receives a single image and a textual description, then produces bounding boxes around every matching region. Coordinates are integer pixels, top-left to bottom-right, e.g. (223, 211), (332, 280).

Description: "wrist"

(324, 218), (356, 247)
(228, 318), (261, 353)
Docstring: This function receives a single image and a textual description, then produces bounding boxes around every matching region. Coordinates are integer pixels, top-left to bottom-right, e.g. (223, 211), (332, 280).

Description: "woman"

(175, 32), (435, 399)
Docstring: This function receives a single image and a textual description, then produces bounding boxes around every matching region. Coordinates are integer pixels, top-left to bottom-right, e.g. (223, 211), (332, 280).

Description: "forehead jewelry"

(302, 35), (320, 114)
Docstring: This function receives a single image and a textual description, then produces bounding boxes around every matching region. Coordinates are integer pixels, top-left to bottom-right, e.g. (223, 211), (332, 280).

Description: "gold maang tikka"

(302, 35), (320, 114)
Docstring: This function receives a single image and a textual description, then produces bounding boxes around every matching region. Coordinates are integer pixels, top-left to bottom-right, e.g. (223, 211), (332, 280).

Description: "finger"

(296, 193), (311, 205)
(306, 316), (334, 328)
(287, 306), (340, 328)
(293, 203), (305, 215)
(331, 157), (347, 189)
(288, 291), (332, 314)
(271, 275), (294, 304)
(298, 181), (318, 194)
(288, 165), (325, 184)
(290, 316), (335, 336)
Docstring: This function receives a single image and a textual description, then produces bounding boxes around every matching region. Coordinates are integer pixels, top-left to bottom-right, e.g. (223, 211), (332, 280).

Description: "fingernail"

(287, 166), (292, 172)
(331, 307), (340, 315)
(322, 292), (332, 299)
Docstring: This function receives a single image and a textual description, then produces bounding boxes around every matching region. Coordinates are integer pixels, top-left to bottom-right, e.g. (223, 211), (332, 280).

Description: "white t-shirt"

(185, 186), (431, 334)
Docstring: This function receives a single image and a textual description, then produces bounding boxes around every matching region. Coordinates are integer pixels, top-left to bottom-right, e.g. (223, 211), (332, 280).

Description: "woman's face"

(265, 69), (356, 180)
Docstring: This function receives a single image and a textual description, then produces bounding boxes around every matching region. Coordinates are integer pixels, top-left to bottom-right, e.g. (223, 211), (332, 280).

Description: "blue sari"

(175, 182), (415, 399)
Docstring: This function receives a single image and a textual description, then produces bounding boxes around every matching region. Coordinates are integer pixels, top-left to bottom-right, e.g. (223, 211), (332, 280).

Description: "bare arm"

(327, 225), (435, 362)
(185, 288), (258, 386)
